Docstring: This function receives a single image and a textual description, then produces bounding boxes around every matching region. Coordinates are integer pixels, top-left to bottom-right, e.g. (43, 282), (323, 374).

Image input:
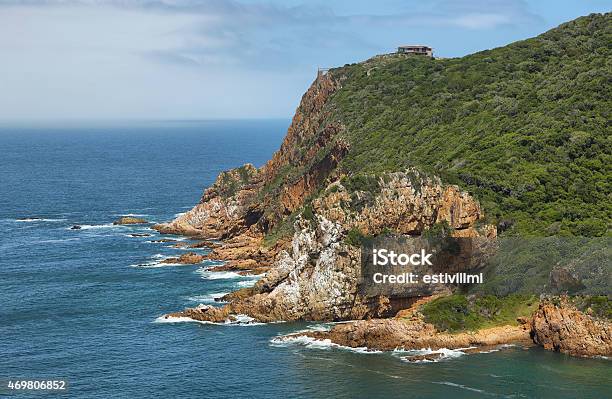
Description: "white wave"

(153, 314), (264, 326)
(173, 212), (186, 218)
(231, 314), (265, 326)
(33, 238), (81, 244)
(395, 347), (473, 363)
(236, 279), (258, 287)
(433, 381), (488, 394)
(305, 323), (334, 332)
(196, 269), (245, 280)
(131, 262), (160, 268)
(15, 218), (67, 222)
(270, 335), (381, 354)
(160, 236), (188, 241)
(113, 213), (149, 217)
(154, 316), (203, 324)
(130, 255), (174, 268)
(187, 293), (229, 304)
(130, 260), (184, 268)
(69, 223), (124, 230)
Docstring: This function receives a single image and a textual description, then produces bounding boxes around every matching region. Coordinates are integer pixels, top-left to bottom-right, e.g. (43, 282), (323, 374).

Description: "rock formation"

(153, 72), (345, 240)
(295, 319), (531, 352)
(530, 298), (612, 357)
(164, 168), (493, 323)
(151, 16), (612, 358)
(161, 252), (206, 265)
(114, 216), (148, 225)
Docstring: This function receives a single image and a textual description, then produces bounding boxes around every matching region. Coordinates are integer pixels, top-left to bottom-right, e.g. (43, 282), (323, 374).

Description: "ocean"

(1, 121), (610, 398)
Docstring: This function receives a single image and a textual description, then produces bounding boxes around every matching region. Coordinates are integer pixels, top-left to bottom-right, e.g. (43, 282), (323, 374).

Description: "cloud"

(1, 0), (542, 69)
(0, 0), (545, 119)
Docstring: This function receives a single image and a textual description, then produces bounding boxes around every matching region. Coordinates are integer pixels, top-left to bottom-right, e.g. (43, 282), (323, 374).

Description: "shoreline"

(151, 223), (611, 359)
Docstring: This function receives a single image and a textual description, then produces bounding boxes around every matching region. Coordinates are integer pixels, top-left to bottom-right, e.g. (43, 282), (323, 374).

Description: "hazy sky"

(0, 0), (609, 120)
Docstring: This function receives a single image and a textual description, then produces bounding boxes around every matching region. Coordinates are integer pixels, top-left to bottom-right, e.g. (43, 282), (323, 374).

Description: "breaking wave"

(236, 279), (258, 287)
(195, 269), (248, 280)
(32, 238), (81, 244)
(68, 223), (123, 230)
(187, 293), (229, 304)
(393, 347), (475, 363)
(130, 254), (181, 268)
(270, 335), (382, 354)
(153, 313), (264, 326)
(433, 381), (492, 395)
(15, 218), (67, 222)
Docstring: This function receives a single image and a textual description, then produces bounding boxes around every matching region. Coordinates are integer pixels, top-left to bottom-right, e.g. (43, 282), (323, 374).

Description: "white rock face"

(253, 214), (362, 320)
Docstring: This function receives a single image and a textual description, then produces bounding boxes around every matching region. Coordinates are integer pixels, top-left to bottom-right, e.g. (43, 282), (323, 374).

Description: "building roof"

(398, 45), (432, 48)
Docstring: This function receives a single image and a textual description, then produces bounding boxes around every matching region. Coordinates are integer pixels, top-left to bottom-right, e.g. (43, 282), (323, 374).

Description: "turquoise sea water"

(1, 121), (610, 398)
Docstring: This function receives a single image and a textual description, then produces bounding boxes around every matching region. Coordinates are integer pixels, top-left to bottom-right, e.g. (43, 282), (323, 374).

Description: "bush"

(332, 13), (611, 237)
(421, 294), (537, 332)
(345, 228), (366, 247)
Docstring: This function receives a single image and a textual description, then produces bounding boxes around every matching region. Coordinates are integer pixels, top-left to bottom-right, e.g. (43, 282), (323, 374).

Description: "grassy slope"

(328, 13), (611, 237)
(419, 294), (539, 332)
(419, 294), (611, 332)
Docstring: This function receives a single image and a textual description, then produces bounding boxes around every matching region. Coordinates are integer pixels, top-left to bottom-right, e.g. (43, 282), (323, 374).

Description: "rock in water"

(70, 225), (82, 230)
(161, 252), (206, 265)
(113, 216), (148, 225)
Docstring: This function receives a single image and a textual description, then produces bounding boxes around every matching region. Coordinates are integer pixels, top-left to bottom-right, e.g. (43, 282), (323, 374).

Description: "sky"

(0, 0), (609, 120)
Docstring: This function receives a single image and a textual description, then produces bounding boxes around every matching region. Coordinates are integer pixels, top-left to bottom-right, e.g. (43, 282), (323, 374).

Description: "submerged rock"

(70, 225), (82, 230)
(113, 216), (148, 225)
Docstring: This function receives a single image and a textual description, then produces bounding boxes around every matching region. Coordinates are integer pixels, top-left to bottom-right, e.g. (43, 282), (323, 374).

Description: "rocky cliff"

(154, 72), (345, 240)
(530, 298), (612, 357)
(162, 168), (493, 323)
(154, 13), (611, 358)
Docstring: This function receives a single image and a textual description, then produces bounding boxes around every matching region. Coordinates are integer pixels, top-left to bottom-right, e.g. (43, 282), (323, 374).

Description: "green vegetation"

(261, 212), (296, 248)
(218, 165), (254, 198)
(329, 13), (611, 236)
(421, 221), (453, 242)
(340, 174), (381, 194)
(421, 294), (538, 332)
(572, 295), (612, 319)
(473, 237), (611, 296)
(345, 227), (367, 247)
(302, 204), (316, 223)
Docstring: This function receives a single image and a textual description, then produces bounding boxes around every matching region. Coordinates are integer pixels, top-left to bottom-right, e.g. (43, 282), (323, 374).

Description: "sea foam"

(196, 269), (245, 280)
(187, 293), (229, 304)
(153, 313), (264, 326)
(15, 218), (67, 222)
(269, 335), (382, 354)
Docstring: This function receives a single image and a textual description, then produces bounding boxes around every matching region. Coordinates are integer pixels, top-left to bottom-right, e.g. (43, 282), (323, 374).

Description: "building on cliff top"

(397, 45), (433, 57)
